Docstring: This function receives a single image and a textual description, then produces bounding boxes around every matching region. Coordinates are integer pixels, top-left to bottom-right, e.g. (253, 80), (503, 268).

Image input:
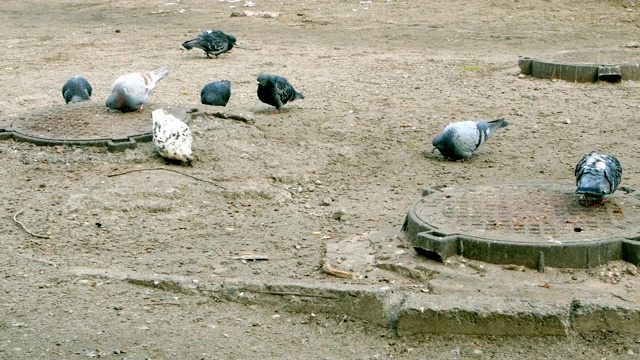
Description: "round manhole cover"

(518, 47), (640, 83)
(0, 102), (192, 151)
(403, 183), (640, 268)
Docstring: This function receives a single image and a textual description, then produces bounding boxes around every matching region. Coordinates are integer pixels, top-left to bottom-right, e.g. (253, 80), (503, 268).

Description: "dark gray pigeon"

(256, 73), (304, 112)
(182, 30), (236, 59)
(201, 80), (231, 107)
(432, 118), (508, 160)
(574, 153), (622, 206)
(62, 76), (92, 104)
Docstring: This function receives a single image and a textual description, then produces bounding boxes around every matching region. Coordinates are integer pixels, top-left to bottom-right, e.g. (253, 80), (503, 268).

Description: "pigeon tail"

(154, 67), (170, 81)
(575, 186), (605, 197)
(487, 118), (509, 132)
(182, 39), (198, 50)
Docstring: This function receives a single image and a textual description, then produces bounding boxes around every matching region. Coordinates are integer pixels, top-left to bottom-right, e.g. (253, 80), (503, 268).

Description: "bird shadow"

(253, 107), (300, 115)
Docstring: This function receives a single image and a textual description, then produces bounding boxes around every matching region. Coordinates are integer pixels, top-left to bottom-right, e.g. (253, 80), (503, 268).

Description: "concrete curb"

(70, 267), (640, 336)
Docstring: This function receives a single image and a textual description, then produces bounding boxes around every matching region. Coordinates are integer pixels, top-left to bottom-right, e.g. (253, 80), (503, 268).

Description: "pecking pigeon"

(106, 67), (169, 112)
(256, 73), (304, 112)
(200, 80), (231, 106)
(62, 76), (92, 104)
(152, 109), (194, 164)
(432, 118), (509, 160)
(574, 153), (622, 206)
(182, 30), (236, 59)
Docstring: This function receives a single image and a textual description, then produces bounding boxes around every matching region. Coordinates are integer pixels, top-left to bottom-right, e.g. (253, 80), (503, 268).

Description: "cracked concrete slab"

(67, 230), (640, 337)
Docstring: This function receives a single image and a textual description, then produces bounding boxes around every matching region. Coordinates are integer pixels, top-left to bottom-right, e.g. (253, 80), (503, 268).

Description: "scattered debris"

(241, 10), (279, 18)
(230, 254), (269, 261)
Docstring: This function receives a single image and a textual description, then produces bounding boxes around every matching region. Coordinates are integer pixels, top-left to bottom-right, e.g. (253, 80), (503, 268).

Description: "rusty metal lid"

(0, 102), (192, 151)
(404, 183), (640, 268)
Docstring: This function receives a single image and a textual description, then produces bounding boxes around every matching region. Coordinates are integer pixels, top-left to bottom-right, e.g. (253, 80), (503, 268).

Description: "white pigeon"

(106, 67), (169, 112)
(574, 153), (622, 206)
(432, 118), (508, 160)
(151, 109), (194, 164)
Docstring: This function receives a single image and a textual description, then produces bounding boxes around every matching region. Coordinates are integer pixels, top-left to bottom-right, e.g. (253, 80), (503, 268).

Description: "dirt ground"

(3, 0), (640, 358)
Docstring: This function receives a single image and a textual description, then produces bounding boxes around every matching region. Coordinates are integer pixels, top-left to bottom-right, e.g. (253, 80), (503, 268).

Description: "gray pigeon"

(62, 76), (92, 104)
(432, 118), (508, 160)
(182, 30), (236, 59)
(574, 153), (622, 205)
(201, 80), (231, 107)
(256, 74), (304, 112)
(106, 67), (169, 112)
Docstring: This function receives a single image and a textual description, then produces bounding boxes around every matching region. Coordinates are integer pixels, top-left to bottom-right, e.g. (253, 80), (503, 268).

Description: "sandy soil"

(3, 0), (640, 358)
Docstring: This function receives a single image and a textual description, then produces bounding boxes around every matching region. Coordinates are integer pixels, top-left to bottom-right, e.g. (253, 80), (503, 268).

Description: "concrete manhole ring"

(518, 47), (640, 82)
(0, 102), (193, 151)
(403, 183), (640, 268)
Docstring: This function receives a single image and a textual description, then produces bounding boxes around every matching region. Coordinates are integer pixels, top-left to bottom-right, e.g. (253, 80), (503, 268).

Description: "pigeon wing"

(275, 77), (295, 104)
(603, 155), (622, 194)
(451, 121), (482, 158)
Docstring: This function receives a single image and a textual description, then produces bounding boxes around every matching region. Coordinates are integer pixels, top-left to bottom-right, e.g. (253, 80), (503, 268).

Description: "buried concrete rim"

(518, 47), (640, 82)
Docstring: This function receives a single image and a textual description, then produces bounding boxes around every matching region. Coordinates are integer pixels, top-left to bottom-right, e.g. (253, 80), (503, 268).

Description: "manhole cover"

(0, 102), (192, 151)
(403, 183), (640, 268)
(518, 48), (640, 83)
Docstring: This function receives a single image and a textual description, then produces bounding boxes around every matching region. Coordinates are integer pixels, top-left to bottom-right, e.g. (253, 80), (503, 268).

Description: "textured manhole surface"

(404, 183), (640, 268)
(0, 102), (191, 151)
(518, 48), (640, 82)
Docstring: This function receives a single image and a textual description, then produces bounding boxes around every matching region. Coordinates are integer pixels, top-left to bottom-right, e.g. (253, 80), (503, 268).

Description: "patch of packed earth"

(2, 0), (640, 358)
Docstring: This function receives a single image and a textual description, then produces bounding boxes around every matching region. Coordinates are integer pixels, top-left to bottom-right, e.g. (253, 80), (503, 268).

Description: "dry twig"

(322, 257), (357, 279)
(256, 290), (338, 299)
(107, 167), (227, 190)
(230, 254), (269, 261)
(13, 210), (50, 239)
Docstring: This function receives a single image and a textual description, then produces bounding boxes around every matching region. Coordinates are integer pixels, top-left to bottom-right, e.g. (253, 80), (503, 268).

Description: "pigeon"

(432, 118), (508, 160)
(182, 30), (236, 59)
(574, 153), (622, 206)
(152, 109), (194, 164)
(256, 74), (304, 112)
(200, 80), (231, 107)
(62, 76), (92, 104)
(106, 67), (169, 112)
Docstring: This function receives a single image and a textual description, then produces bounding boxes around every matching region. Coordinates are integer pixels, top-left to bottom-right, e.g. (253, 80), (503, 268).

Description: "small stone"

(563, 118), (571, 124)
(320, 197), (332, 206)
(332, 209), (346, 220)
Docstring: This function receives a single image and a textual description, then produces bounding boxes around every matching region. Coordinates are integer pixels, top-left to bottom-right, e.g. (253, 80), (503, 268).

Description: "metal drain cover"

(403, 183), (640, 268)
(0, 102), (192, 151)
(518, 48), (640, 83)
